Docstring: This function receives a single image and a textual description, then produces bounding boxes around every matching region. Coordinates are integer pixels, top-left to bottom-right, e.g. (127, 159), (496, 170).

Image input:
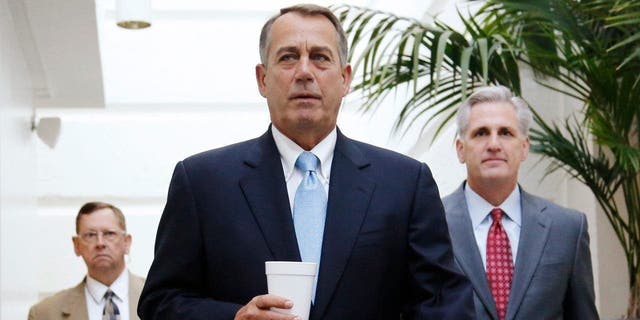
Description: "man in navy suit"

(138, 4), (474, 320)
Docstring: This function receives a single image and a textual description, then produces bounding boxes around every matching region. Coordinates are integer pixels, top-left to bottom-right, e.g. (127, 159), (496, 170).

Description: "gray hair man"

(138, 4), (474, 320)
(442, 85), (598, 319)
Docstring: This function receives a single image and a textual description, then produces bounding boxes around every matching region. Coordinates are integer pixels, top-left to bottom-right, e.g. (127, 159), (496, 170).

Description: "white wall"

(1, 0), (624, 317)
(27, 85), (625, 317)
(0, 0), (39, 318)
(32, 63), (623, 318)
(33, 77), (598, 294)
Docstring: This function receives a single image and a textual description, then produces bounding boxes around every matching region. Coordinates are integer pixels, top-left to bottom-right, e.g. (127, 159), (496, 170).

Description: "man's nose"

(95, 233), (106, 246)
(487, 133), (501, 150)
(294, 57), (314, 82)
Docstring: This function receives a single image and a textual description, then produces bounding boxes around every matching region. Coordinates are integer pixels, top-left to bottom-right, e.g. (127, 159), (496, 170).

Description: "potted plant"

(334, 0), (640, 317)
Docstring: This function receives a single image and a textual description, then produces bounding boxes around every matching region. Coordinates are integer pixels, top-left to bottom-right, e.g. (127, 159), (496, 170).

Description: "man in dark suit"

(138, 4), (474, 320)
(442, 85), (598, 320)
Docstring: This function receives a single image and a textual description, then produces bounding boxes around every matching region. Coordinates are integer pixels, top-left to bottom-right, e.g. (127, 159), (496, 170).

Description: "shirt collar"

(85, 269), (129, 303)
(464, 183), (522, 228)
(271, 125), (336, 182)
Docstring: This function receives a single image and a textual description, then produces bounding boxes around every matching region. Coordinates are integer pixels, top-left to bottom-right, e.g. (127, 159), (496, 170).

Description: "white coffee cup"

(265, 261), (317, 320)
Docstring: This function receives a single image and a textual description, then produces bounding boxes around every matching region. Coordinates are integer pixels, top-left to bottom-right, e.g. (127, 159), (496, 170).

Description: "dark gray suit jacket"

(442, 183), (598, 320)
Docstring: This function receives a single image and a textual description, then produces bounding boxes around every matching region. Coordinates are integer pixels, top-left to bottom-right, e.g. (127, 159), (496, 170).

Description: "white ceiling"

(10, 0), (459, 108)
(14, 0), (104, 108)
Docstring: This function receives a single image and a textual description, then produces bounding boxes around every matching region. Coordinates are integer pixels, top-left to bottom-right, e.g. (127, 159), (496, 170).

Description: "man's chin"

(482, 159), (507, 168)
(479, 170), (517, 184)
(294, 117), (321, 128)
(286, 115), (327, 131)
(91, 256), (114, 266)
(476, 165), (506, 176)
(291, 98), (321, 107)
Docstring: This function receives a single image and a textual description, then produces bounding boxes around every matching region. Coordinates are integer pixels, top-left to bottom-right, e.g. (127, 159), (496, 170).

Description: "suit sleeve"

(27, 305), (36, 320)
(403, 163), (475, 319)
(138, 162), (242, 319)
(564, 213), (599, 319)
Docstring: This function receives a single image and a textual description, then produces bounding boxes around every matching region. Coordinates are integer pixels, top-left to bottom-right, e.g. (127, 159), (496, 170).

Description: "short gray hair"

(259, 4), (348, 67)
(456, 85), (533, 138)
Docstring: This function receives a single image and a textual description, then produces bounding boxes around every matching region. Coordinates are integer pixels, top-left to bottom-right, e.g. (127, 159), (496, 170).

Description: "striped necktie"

(102, 289), (121, 320)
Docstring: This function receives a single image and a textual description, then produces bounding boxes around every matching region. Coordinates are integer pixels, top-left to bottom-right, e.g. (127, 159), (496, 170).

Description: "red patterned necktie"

(486, 208), (514, 320)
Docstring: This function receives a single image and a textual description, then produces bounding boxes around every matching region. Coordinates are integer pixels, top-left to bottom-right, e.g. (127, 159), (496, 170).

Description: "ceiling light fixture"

(116, 0), (151, 29)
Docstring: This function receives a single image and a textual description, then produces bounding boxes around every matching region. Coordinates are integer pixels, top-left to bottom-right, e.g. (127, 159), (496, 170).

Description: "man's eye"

(81, 232), (98, 241)
(474, 129), (488, 137)
(279, 54), (297, 62)
(104, 231), (117, 237)
(312, 54), (329, 62)
(499, 129), (513, 136)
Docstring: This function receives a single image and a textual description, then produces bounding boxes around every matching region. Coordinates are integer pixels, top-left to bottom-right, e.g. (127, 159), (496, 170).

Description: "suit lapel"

(505, 190), (551, 320)
(61, 280), (89, 320)
(129, 272), (145, 320)
(446, 186), (499, 320)
(311, 131), (375, 320)
(239, 129), (301, 261)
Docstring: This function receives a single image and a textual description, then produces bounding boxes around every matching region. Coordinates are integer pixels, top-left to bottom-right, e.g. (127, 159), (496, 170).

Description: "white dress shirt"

(464, 184), (522, 270)
(271, 125), (335, 213)
(85, 269), (130, 320)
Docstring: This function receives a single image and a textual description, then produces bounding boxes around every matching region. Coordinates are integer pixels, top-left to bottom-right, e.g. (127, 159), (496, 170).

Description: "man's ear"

(341, 64), (353, 97)
(124, 234), (132, 254)
(521, 136), (530, 161)
(455, 139), (465, 163)
(72, 236), (81, 256)
(255, 64), (267, 98)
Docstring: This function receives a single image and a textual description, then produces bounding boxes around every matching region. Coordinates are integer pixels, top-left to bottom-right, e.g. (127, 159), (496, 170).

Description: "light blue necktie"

(293, 151), (327, 299)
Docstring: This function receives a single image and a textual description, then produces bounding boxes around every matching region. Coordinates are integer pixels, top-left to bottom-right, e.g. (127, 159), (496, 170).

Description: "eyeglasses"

(77, 230), (126, 243)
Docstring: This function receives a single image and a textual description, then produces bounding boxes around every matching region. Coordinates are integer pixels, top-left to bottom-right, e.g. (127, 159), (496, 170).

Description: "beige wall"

(595, 196), (629, 317)
(519, 66), (628, 317)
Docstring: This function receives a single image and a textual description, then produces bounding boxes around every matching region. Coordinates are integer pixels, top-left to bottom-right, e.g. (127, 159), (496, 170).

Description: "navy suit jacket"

(139, 127), (474, 319)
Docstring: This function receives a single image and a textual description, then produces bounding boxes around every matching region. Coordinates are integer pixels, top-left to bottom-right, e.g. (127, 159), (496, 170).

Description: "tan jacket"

(28, 272), (145, 320)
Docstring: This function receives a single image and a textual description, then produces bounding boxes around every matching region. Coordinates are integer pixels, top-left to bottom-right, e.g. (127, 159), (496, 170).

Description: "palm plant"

(334, 0), (640, 317)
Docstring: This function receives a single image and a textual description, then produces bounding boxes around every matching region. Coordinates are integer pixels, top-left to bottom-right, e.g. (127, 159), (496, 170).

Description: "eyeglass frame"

(75, 229), (127, 243)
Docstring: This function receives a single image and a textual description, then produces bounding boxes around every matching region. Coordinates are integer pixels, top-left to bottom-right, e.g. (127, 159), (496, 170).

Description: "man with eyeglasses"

(28, 202), (145, 320)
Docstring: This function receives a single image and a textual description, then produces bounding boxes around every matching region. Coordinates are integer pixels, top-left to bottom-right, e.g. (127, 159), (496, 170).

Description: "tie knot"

(104, 290), (115, 300)
(295, 151), (320, 172)
(490, 208), (504, 221)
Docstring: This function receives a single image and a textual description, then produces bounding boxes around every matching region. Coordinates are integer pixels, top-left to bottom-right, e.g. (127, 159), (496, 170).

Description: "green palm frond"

(333, 4), (522, 139)
(531, 116), (625, 214)
(605, 0), (640, 67)
(335, 0), (640, 315)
